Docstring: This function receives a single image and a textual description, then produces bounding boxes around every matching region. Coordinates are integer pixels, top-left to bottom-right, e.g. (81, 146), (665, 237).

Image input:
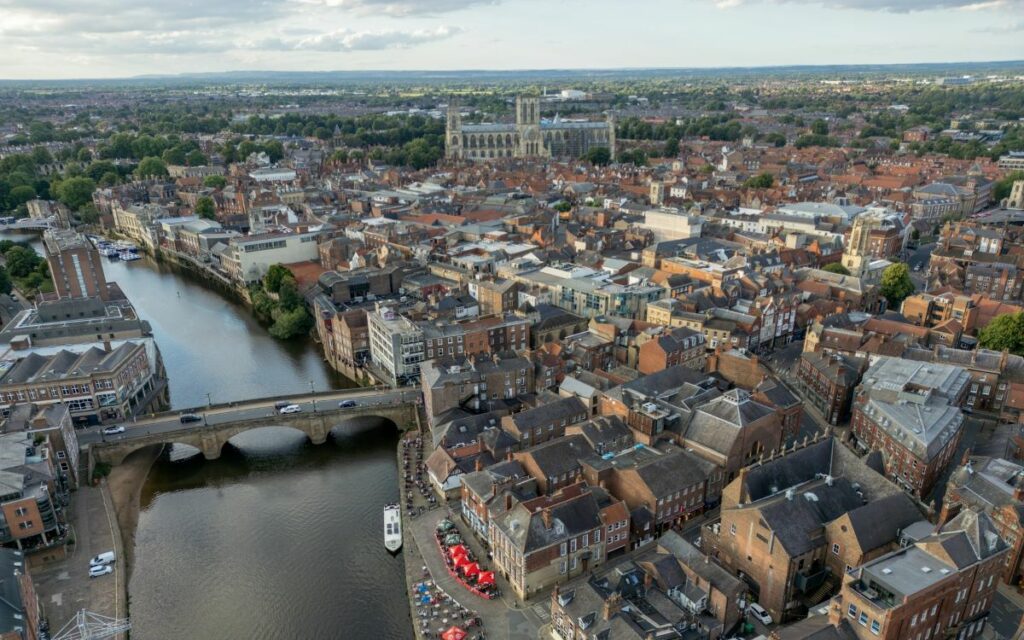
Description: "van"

(274, 401), (291, 410)
(90, 551), (116, 567)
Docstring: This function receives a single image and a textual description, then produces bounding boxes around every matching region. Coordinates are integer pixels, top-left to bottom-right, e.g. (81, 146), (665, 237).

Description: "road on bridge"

(79, 387), (420, 446)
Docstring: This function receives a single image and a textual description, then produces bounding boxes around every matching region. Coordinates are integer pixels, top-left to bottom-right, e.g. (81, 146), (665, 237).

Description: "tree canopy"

(978, 312), (1024, 355)
(135, 156), (168, 179)
(822, 263), (850, 275)
(55, 176), (96, 210)
(879, 262), (915, 309)
(195, 196), (216, 220)
(582, 147), (611, 166)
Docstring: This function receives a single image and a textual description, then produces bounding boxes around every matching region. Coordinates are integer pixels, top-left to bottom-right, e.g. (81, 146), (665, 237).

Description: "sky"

(0, 0), (1022, 80)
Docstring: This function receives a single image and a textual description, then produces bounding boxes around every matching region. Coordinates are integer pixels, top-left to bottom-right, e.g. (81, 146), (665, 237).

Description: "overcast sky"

(0, 0), (1022, 80)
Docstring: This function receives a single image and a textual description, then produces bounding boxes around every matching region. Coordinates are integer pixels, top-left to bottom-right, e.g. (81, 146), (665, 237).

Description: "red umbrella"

(461, 562), (480, 578)
(451, 554), (469, 569)
(476, 570), (495, 586)
(442, 627), (467, 640)
(449, 544), (468, 557)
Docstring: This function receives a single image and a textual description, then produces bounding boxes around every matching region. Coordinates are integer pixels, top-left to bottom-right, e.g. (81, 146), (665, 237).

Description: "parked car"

(101, 426), (125, 435)
(338, 400), (357, 408)
(278, 404), (301, 414)
(748, 603), (773, 626)
(89, 565), (113, 578)
(274, 401), (292, 410)
(90, 551), (116, 567)
(179, 413), (202, 424)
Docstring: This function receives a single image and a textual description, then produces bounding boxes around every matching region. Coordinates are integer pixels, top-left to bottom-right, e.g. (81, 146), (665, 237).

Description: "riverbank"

(105, 444), (163, 585)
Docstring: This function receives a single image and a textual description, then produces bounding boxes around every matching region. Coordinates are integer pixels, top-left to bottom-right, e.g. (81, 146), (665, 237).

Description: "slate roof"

(843, 493), (925, 553)
(683, 389), (774, 455)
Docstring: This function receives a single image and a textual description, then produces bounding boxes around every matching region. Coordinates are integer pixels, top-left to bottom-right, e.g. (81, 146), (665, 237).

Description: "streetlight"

(309, 380), (316, 413)
(206, 392), (212, 408)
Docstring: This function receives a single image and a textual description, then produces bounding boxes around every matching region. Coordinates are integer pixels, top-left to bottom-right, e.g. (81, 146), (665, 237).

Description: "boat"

(98, 245), (120, 258)
(118, 249), (141, 261)
(384, 503), (402, 554)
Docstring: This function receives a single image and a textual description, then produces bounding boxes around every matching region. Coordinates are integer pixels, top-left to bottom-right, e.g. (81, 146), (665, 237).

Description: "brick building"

(796, 352), (866, 425)
(637, 327), (707, 375)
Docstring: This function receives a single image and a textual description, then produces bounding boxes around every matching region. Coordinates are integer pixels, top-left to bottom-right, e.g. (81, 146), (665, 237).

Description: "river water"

(15, 235), (412, 640)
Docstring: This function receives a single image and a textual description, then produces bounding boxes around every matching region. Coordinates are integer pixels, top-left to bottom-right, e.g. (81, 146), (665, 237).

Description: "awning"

(477, 571), (495, 586)
(452, 554), (470, 569)
(461, 562), (480, 578)
(442, 627), (467, 640)
(449, 544), (468, 557)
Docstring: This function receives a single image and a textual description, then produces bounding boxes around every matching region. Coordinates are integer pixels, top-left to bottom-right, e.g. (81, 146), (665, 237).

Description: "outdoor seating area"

(434, 520), (499, 601)
(411, 574), (485, 640)
(403, 435), (437, 518)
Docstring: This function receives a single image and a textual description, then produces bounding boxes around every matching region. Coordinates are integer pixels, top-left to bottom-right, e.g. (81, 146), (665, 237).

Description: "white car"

(89, 565), (113, 578)
(101, 426), (125, 435)
(748, 602), (773, 626)
(89, 551), (116, 567)
(278, 404), (302, 414)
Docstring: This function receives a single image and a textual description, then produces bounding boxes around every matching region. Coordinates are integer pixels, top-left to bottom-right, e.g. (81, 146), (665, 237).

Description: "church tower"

(516, 96), (545, 158)
(445, 100), (463, 160)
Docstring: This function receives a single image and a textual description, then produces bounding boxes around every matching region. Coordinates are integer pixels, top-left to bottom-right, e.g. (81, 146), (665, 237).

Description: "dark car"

(338, 400), (358, 408)
(179, 413), (202, 423)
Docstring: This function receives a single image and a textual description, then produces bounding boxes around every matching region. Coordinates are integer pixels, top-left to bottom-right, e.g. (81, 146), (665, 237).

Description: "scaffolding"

(51, 610), (130, 640)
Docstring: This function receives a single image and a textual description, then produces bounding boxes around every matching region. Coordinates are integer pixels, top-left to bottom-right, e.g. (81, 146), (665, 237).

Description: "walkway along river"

(18, 238), (412, 639)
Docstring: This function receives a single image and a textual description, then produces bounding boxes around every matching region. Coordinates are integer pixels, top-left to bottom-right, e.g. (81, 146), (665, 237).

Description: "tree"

(744, 173), (774, 189)
(978, 312), (1024, 355)
(994, 171), (1024, 202)
(3, 246), (40, 278)
(764, 132), (786, 147)
(880, 262), (915, 309)
(582, 147), (611, 166)
(822, 263), (851, 275)
(203, 175), (227, 189)
(263, 264), (291, 294)
(618, 149), (647, 166)
(78, 203), (100, 225)
(663, 137), (680, 158)
(55, 176), (96, 210)
(0, 266), (11, 295)
(31, 146), (53, 166)
(135, 156), (168, 179)
(185, 150), (207, 166)
(278, 277), (303, 310)
(553, 201), (572, 213)
(195, 196), (216, 220)
(8, 185), (35, 208)
(811, 119), (829, 136)
(269, 306), (312, 340)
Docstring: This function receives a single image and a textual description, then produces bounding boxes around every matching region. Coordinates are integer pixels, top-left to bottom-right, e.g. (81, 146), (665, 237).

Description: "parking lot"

(32, 484), (125, 634)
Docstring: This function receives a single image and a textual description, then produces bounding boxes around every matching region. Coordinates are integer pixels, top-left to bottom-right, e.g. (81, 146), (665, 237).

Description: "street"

(78, 388), (418, 446)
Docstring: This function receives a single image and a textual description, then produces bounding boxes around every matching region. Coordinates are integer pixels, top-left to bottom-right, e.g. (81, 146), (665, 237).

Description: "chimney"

(103, 340), (112, 353)
(736, 466), (750, 504)
(475, 458), (484, 472)
(541, 507), (553, 529)
(602, 593), (622, 621)
(504, 493), (512, 511)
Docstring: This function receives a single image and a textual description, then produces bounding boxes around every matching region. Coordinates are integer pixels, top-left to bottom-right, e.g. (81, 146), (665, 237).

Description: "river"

(14, 234), (412, 640)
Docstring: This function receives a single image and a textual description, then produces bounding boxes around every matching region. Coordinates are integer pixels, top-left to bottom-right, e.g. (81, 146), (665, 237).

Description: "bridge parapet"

(91, 402), (419, 466)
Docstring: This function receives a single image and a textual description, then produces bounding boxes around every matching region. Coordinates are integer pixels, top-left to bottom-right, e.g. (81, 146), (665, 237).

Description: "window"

(730, 524), (737, 536)
(848, 604), (857, 618)
(871, 620), (880, 635)
(859, 612), (868, 626)
(832, 543), (841, 555)
(560, 542), (566, 556)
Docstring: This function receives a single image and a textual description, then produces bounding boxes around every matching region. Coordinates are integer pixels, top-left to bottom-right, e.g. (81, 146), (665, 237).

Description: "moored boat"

(384, 503), (402, 554)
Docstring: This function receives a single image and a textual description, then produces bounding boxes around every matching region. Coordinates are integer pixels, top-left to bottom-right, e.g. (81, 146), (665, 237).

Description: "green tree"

(263, 264), (291, 294)
(269, 306), (312, 340)
(194, 196), (216, 220)
(278, 277), (303, 310)
(743, 173), (774, 189)
(8, 185), (35, 208)
(31, 146), (53, 166)
(185, 150), (207, 166)
(582, 147), (611, 166)
(55, 176), (96, 210)
(135, 156), (168, 179)
(822, 263), (851, 275)
(978, 312), (1024, 355)
(553, 201), (572, 213)
(3, 246), (40, 278)
(764, 133), (786, 147)
(994, 171), (1024, 202)
(663, 137), (680, 157)
(811, 119), (829, 136)
(880, 262), (915, 309)
(78, 203), (101, 225)
(203, 175), (227, 189)
(0, 266), (11, 295)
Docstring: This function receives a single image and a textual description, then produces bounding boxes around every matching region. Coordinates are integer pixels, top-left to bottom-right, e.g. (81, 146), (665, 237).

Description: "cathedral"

(445, 95), (615, 162)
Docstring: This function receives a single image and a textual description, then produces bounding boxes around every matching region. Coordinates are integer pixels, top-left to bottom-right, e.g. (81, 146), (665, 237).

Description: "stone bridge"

(91, 402), (420, 465)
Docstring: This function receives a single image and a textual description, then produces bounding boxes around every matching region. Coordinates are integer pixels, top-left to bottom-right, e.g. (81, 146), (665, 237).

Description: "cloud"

(252, 25), (461, 51)
(712, 0), (1022, 11)
(296, 0), (500, 16)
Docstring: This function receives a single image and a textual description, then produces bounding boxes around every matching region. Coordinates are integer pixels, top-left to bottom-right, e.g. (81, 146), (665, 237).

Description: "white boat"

(98, 246), (120, 258)
(384, 503), (402, 554)
(118, 250), (140, 261)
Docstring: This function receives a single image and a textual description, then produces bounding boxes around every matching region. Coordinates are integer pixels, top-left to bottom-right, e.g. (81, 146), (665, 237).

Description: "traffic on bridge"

(79, 387), (421, 446)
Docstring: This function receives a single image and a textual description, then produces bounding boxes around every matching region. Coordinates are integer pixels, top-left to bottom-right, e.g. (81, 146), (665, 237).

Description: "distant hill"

(2, 61), (1023, 87)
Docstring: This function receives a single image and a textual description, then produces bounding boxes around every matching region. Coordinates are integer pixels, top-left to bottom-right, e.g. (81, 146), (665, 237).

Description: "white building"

(220, 230), (320, 285)
(249, 167), (297, 183)
(641, 208), (703, 242)
(368, 305), (425, 387)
